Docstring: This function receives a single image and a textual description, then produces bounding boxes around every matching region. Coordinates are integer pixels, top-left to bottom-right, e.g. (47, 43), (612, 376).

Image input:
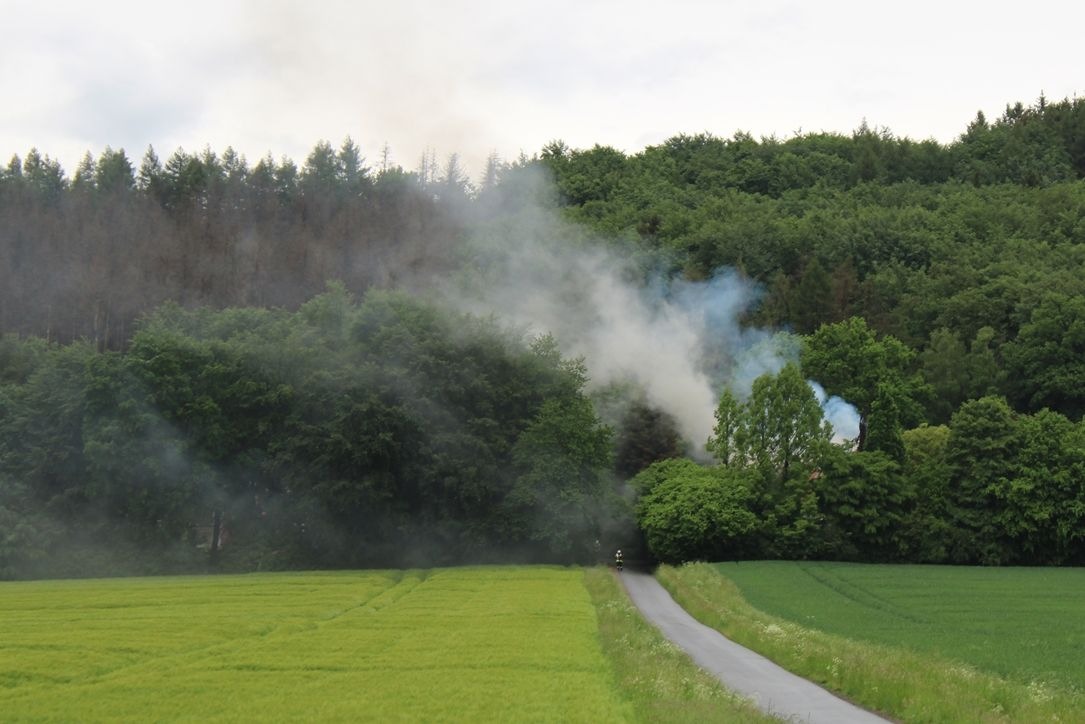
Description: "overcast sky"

(2, 0), (1083, 181)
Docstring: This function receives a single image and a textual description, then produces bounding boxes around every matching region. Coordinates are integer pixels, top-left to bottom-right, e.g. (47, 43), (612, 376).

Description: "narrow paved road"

(621, 571), (890, 724)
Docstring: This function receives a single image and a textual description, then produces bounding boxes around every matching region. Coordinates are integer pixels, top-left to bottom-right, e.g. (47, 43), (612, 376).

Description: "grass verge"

(584, 567), (775, 723)
(657, 562), (1084, 723)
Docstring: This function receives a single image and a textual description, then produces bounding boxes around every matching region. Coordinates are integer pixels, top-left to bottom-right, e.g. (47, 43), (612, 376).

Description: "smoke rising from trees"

(445, 199), (860, 452)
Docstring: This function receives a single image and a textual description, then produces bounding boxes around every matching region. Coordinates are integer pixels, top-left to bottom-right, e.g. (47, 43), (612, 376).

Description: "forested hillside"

(0, 288), (621, 576)
(540, 96), (1085, 423)
(3, 94), (1085, 576)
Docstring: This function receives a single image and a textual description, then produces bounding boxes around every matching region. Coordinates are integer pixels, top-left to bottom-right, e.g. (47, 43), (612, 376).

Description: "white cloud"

(2, 0), (1083, 177)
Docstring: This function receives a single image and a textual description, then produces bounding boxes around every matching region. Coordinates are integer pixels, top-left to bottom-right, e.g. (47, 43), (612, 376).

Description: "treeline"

(544, 94), (1085, 204)
(635, 319), (1085, 567)
(0, 287), (627, 578)
(0, 139), (520, 349)
(5, 301), (1080, 577)
(4, 93), (1084, 375)
(541, 95), (1085, 424)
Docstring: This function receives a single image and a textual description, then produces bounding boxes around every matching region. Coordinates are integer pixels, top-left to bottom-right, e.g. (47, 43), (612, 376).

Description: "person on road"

(615, 549), (623, 571)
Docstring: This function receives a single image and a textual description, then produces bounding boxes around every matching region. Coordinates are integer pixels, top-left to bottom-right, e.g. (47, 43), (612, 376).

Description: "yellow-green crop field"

(0, 566), (770, 723)
(1, 567), (639, 722)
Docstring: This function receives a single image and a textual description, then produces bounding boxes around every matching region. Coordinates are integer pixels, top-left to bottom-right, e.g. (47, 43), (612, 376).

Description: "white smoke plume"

(446, 202), (858, 452)
(810, 381), (862, 444)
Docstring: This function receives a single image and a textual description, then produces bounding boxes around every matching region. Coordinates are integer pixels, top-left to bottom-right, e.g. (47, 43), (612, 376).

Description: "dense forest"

(3, 94), (1085, 577)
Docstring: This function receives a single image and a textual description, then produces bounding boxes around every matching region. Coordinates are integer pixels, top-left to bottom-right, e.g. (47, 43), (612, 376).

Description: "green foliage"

(707, 364), (830, 486)
(634, 460), (757, 563)
(1000, 410), (1085, 563)
(802, 317), (921, 450)
(791, 257), (833, 334)
(0, 334), (49, 385)
(509, 396), (613, 559)
(0, 289), (622, 576)
(0, 342), (94, 519)
(628, 457), (698, 498)
(956, 101), (1078, 186)
(1003, 293), (1085, 418)
(638, 366), (838, 564)
(945, 396), (1022, 564)
(641, 358), (1085, 567)
(705, 388), (743, 465)
(532, 103), (1085, 422)
(815, 447), (909, 560)
(94, 146), (135, 193)
(702, 365), (837, 558)
(0, 476), (60, 579)
(892, 401), (1085, 566)
(919, 328), (966, 416)
(864, 383), (905, 461)
(741, 364), (831, 485)
(899, 424), (954, 561)
(81, 351), (210, 544)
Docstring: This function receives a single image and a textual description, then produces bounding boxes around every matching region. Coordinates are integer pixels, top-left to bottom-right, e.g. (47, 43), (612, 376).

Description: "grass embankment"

(0, 566), (769, 722)
(658, 562), (1085, 723)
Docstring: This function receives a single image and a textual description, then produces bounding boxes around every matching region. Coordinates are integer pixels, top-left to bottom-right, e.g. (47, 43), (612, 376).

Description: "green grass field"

(0, 566), (769, 722)
(714, 561), (1085, 689)
(658, 562), (1085, 723)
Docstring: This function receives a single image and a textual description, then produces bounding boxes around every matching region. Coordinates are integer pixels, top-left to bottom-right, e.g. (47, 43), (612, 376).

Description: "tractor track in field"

(621, 571), (890, 724)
